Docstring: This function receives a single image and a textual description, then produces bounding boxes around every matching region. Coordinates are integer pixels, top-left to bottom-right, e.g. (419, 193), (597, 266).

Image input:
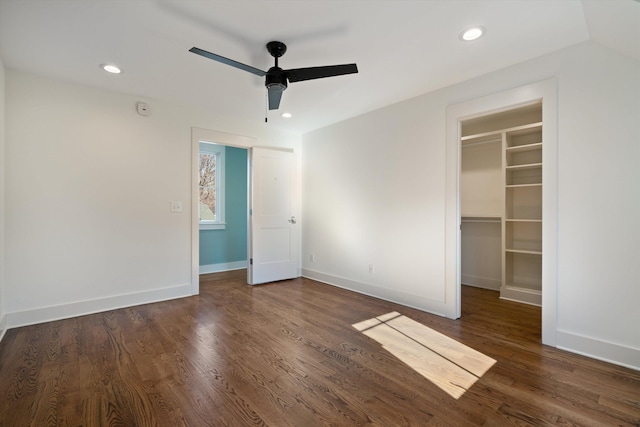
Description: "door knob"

(288, 216), (297, 224)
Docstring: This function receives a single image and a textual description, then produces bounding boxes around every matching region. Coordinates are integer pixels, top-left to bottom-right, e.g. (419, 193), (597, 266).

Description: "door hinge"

(250, 258), (253, 265)
(249, 208), (253, 216)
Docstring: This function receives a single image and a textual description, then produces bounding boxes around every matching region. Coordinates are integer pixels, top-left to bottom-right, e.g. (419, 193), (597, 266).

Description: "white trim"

(199, 261), (247, 275)
(446, 78), (558, 346)
(499, 287), (542, 306)
(191, 128), (256, 296)
(199, 222), (226, 231)
(302, 268), (450, 318)
(556, 330), (640, 371)
(198, 142), (226, 228)
(0, 314), (7, 342)
(6, 283), (192, 329)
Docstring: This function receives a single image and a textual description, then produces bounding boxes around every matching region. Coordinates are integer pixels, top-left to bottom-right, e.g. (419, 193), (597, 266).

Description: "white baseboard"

(0, 312), (7, 343)
(200, 261), (247, 275)
(461, 274), (501, 291)
(6, 283), (192, 329)
(556, 330), (640, 371)
(301, 268), (449, 318)
(499, 286), (542, 306)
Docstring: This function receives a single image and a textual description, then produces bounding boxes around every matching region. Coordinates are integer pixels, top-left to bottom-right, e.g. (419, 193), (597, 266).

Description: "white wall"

(460, 141), (502, 290)
(461, 141), (502, 217)
(0, 59), (6, 340)
(303, 95), (450, 314)
(302, 41), (640, 370)
(4, 69), (301, 327)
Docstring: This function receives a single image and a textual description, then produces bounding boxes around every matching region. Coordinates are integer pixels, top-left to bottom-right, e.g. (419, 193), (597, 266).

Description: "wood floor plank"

(1, 270), (638, 426)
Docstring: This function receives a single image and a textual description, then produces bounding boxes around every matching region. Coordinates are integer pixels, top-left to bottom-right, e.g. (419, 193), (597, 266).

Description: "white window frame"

(199, 142), (226, 230)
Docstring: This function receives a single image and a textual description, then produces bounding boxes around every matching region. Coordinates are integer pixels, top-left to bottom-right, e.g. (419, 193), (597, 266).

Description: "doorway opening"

(197, 142), (249, 276)
(190, 128), (256, 295)
(190, 128), (300, 293)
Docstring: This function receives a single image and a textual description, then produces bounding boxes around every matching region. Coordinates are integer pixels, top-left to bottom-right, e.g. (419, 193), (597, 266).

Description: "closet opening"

(460, 102), (543, 312)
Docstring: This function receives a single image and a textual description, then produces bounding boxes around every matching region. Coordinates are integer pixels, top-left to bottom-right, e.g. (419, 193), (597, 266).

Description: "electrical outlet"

(369, 264), (375, 275)
(170, 201), (182, 213)
(309, 253), (315, 263)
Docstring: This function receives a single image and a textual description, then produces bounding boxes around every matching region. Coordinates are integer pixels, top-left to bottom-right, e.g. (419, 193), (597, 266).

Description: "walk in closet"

(460, 102), (543, 305)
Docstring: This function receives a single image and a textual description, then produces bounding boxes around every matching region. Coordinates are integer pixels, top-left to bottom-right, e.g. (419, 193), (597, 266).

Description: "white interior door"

(248, 147), (298, 285)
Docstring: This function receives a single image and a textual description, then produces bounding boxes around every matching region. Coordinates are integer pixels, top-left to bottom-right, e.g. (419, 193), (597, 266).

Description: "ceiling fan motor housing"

(265, 67), (288, 91)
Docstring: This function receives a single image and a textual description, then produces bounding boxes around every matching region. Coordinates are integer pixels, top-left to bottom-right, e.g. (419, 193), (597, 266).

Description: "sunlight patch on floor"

(353, 311), (496, 399)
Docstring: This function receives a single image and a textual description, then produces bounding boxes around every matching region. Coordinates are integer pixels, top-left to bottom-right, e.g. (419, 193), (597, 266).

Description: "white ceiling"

(0, 0), (638, 134)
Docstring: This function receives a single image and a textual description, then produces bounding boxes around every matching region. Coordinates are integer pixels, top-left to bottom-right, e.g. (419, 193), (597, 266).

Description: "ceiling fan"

(189, 41), (358, 111)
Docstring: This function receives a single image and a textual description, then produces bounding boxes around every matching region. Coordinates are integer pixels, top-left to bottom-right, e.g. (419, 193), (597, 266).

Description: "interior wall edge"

(301, 268), (449, 318)
(5, 283), (192, 330)
(0, 55), (6, 345)
(556, 330), (640, 372)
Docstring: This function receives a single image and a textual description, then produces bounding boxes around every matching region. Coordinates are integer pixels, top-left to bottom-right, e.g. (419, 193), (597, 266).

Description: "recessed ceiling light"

(460, 27), (485, 42)
(100, 64), (121, 74)
(281, 112), (292, 118)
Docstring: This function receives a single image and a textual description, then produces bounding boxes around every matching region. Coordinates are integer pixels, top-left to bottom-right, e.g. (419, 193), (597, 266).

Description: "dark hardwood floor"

(0, 270), (638, 426)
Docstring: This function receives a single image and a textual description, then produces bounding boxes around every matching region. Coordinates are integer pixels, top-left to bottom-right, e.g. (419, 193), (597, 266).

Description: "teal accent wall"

(199, 146), (248, 266)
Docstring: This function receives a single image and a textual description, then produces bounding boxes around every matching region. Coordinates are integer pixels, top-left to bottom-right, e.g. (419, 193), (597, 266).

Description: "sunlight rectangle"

(353, 312), (496, 399)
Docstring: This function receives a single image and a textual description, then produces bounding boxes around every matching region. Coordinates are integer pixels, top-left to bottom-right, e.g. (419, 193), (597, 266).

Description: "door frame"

(445, 78), (558, 346)
(190, 127), (256, 295)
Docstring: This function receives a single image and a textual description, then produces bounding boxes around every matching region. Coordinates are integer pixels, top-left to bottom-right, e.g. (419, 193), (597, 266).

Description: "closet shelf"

(462, 121), (542, 142)
(506, 142), (542, 153)
(461, 133), (502, 147)
(506, 163), (542, 171)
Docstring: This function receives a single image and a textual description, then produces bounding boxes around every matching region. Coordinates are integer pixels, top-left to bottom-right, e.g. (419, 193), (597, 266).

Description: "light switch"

(170, 201), (182, 213)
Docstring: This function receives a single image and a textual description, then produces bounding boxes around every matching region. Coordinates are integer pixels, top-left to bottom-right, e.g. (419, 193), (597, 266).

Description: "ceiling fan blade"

(267, 86), (285, 110)
(284, 64), (358, 83)
(189, 47), (267, 77)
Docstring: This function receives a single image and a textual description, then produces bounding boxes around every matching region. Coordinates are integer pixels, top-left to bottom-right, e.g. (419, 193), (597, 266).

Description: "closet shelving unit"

(503, 122), (542, 305)
(461, 106), (543, 306)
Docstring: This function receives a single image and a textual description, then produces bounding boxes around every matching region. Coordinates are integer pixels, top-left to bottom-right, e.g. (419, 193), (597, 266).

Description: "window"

(199, 142), (225, 230)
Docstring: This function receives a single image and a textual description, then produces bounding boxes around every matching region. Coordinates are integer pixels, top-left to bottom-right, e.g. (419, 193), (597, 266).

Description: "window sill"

(200, 222), (227, 231)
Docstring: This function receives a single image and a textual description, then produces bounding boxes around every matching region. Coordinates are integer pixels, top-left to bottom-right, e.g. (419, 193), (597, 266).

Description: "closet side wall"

(460, 140), (502, 290)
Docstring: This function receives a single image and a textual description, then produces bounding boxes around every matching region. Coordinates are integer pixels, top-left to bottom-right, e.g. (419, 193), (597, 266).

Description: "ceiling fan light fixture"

(266, 82), (287, 91)
(460, 27), (485, 41)
(100, 64), (121, 74)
